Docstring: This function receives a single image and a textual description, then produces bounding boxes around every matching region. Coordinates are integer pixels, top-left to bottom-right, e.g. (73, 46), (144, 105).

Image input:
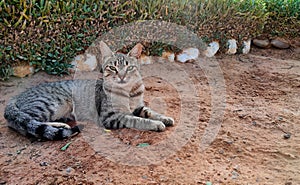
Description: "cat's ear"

(128, 43), (143, 58)
(100, 41), (114, 59)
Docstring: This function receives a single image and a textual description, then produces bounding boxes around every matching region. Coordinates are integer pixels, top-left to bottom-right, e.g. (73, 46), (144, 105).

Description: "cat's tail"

(4, 98), (82, 140)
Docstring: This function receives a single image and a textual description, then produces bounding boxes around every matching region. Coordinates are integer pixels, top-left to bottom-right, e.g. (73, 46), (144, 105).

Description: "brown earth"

(0, 47), (300, 185)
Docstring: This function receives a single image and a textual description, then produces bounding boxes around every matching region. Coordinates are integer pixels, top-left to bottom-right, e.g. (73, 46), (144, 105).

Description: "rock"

(231, 170), (239, 179)
(13, 65), (34, 78)
(66, 167), (74, 174)
(139, 54), (152, 65)
(252, 39), (270, 48)
(271, 38), (290, 49)
(162, 51), (175, 62)
(206, 182), (212, 185)
(283, 132), (291, 139)
(71, 54), (97, 72)
(226, 39), (237, 55)
(204, 41), (219, 57)
(242, 39), (251, 54)
(40, 161), (48, 166)
(176, 48), (199, 63)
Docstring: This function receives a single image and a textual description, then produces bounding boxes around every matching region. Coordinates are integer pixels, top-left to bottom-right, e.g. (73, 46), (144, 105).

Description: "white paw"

(153, 121), (166, 132)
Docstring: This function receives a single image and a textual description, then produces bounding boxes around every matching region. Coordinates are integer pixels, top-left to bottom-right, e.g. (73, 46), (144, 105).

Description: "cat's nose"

(118, 71), (126, 80)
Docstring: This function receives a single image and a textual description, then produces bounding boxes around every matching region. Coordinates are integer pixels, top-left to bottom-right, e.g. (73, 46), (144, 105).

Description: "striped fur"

(4, 42), (174, 140)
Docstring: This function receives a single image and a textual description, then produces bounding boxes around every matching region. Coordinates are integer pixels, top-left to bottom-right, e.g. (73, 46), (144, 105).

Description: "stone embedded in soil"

(40, 161), (48, 166)
(176, 48), (199, 63)
(283, 132), (291, 139)
(13, 65), (34, 78)
(226, 39), (237, 55)
(71, 54), (97, 72)
(66, 167), (74, 174)
(271, 38), (290, 49)
(252, 39), (270, 48)
(204, 41), (220, 57)
(242, 39), (251, 54)
(139, 54), (153, 65)
(162, 51), (175, 62)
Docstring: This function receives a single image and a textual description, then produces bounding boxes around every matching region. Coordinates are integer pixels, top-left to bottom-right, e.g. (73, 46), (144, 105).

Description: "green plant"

(0, 0), (299, 80)
(0, 64), (13, 81)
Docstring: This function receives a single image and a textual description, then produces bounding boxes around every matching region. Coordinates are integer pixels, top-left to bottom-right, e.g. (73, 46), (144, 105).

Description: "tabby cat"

(4, 41), (174, 140)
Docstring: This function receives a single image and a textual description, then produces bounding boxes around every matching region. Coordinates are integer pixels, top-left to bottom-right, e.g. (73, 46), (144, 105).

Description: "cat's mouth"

(118, 80), (126, 84)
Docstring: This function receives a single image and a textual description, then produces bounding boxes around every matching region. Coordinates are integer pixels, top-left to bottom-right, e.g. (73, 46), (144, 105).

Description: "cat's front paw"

(161, 116), (175, 127)
(152, 121), (166, 132)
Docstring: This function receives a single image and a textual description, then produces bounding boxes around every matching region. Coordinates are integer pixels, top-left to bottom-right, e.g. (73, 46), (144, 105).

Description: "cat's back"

(14, 80), (75, 106)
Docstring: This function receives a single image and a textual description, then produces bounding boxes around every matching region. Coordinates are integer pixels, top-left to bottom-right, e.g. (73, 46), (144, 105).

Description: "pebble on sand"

(71, 54), (97, 72)
(13, 65), (34, 78)
(176, 48), (199, 63)
(204, 41), (219, 57)
(226, 39), (237, 55)
(242, 39), (251, 54)
(252, 39), (270, 48)
(162, 51), (175, 62)
(139, 54), (153, 65)
(271, 38), (290, 49)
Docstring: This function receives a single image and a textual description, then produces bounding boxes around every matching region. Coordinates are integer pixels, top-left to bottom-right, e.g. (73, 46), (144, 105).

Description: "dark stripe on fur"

(144, 110), (150, 118)
(35, 124), (47, 137)
(133, 106), (144, 116)
(103, 112), (115, 121)
(34, 106), (45, 112)
(72, 125), (82, 133)
(53, 128), (64, 140)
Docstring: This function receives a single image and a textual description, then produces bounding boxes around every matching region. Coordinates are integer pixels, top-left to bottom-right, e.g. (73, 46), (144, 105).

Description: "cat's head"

(100, 41), (143, 85)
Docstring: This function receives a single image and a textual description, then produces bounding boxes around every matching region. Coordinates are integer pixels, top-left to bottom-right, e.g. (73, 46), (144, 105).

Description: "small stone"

(242, 39), (251, 54)
(162, 51), (175, 62)
(0, 180), (6, 185)
(271, 38), (290, 49)
(13, 65), (34, 78)
(176, 48), (199, 63)
(40, 161), (48, 166)
(283, 132), (291, 139)
(139, 54), (152, 65)
(231, 170), (239, 179)
(226, 39), (237, 55)
(218, 149), (224, 154)
(233, 165), (239, 171)
(206, 181), (212, 185)
(66, 167), (74, 174)
(204, 41), (219, 57)
(252, 39), (270, 48)
(71, 54), (97, 72)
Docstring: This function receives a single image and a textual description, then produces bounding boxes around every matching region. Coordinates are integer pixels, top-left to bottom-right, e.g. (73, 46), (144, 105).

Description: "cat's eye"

(109, 66), (117, 71)
(127, 66), (134, 71)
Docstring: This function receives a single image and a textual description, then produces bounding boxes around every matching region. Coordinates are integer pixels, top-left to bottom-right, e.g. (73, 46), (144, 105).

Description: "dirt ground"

(0, 47), (300, 185)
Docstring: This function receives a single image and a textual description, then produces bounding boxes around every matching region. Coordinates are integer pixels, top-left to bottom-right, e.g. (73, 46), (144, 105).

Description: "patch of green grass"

(0, 0), (299, 79)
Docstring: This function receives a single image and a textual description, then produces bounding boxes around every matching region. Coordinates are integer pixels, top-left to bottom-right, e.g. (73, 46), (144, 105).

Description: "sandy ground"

(0, 47), (300, 185)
